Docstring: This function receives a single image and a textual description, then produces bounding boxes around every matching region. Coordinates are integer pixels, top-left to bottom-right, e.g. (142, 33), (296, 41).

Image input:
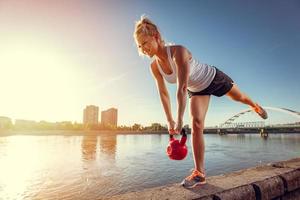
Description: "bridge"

(205, 106), (300, 135)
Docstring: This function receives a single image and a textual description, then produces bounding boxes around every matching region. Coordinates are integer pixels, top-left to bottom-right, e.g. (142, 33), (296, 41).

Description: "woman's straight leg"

(189, 95), (210, 174)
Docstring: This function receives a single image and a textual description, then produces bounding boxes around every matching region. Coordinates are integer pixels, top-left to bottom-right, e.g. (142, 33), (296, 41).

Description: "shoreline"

(0, 129), (170, 136)
(0, 129), (299, 136)
(105, 157), (300, 200)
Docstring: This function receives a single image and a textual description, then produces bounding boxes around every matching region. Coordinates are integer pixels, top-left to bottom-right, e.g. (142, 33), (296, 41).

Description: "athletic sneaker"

(181, 169), (206, 188)
(254, 104), (268, 119)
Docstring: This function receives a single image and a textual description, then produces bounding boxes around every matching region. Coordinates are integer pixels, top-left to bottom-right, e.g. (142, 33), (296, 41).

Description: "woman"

(133, 16), (268, 188)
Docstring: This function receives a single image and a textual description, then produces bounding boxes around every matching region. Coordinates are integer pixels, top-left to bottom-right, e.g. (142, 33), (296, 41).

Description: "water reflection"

(0, 137), (8, 156)
(0, 133), (299, 199)
(261, 135), (269, 140)
(236, 134), (246, 142)
(81, 135), (97, 161)
(0, 136), (45, 200)
(150, 133), (163, 145)
(99, 134), (117, 159)
(80, 133), (117, 162)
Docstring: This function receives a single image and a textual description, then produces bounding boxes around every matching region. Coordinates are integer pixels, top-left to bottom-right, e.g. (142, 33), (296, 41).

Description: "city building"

(14, 119), (37, 129)
(0, 116), (12, 129)
(101, 108), (118, 127)
(83, 105), (99, 125)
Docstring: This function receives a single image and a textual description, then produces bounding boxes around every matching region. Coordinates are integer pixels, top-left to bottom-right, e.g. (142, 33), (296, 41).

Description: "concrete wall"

(105, 157), (300, 200)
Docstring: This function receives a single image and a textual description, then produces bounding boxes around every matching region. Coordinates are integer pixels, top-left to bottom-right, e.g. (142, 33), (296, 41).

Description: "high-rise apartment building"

(83, 105), (99, 125)
(101, 108), (118, 127)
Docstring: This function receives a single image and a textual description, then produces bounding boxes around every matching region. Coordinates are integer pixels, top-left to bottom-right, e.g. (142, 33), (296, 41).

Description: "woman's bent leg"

(226, 84), (268, 119)
(226, 84), (256, 107)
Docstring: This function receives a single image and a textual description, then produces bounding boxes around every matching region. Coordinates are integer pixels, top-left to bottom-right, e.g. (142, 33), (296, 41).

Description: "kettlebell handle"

(169, 128), (186, 139)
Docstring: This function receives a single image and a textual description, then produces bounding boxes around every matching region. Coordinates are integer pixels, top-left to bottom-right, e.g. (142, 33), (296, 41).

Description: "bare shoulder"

(169, 45), (192, 61)
(170, 45), (192, 60)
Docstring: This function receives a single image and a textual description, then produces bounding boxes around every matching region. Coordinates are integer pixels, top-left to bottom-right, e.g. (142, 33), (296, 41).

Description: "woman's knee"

(192, 117), (205, 131)
(227, 85), (243, 102)
(229, 92), (243, 102)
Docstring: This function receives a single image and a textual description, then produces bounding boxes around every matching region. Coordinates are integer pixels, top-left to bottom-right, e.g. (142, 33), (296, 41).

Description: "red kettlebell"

(166, 128), (188, 160)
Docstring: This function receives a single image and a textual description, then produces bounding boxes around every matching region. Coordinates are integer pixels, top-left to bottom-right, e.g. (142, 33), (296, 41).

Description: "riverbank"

(0, 129), (169, 136)
(1, 129), (299, 136)
(105, 157), (300, 200)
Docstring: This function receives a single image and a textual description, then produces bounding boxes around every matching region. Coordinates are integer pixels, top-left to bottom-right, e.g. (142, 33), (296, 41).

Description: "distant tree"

(73, 122), (84, 130)
(0, 117), (13, 130)
(37, 121), (55, 130)
(132, 123), (142, 131)
(148, 123), (167, 131)
(117, 125), (131, 131)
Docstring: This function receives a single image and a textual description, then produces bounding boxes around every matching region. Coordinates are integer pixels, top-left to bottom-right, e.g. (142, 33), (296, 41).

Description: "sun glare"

(0, 36), (87, 121)
(0, 136), (43, 199)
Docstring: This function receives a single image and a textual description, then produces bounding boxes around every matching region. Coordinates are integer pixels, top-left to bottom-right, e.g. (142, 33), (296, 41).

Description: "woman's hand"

(175, 119), (183, 134)
(168, 120), (177, 135)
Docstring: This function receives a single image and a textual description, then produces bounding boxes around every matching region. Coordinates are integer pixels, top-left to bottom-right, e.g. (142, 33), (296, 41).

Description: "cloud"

(96, 72), (129, 90)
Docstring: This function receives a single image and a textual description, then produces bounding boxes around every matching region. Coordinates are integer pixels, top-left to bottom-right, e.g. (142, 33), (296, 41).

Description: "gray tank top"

(155, 46), (216, 92)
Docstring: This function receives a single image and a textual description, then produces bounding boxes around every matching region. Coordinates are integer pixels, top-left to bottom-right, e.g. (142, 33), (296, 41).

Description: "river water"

(0, 133), (299, 199)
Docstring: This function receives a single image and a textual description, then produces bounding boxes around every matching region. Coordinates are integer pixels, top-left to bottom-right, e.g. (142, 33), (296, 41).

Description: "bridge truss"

(220, 106), (300, 128)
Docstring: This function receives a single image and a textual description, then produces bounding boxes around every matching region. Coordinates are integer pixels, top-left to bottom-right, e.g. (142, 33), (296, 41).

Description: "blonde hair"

(133, 15), (165, 55)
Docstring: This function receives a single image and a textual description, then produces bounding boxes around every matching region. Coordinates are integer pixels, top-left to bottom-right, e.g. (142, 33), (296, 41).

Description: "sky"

(0, 0), (299, 127)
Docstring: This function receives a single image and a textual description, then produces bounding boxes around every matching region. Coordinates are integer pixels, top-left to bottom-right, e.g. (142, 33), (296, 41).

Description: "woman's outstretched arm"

(173, 46), (190, 132)
(150, 61), (174, 125)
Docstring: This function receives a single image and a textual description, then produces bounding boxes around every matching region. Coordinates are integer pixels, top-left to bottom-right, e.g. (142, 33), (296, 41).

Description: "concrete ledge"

(279, 170), (300, 192)
(104, 157), (300, 200)
(252, 176), (284, 199)
(282, 188), (300, 200)
(213, 185), (256, 200)
(271, 157), (300, 170)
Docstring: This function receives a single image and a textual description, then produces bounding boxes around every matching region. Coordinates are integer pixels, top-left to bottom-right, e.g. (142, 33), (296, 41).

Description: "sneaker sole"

(182, 180), (206, 189)
(254, 105), (268, 120)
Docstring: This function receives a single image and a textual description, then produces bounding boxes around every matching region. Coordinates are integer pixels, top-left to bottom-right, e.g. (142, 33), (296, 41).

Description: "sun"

(0, 35), (87, 121)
